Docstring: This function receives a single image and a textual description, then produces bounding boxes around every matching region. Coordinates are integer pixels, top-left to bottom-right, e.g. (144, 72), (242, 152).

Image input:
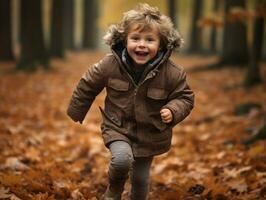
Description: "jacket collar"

(121, 48), (164, 70)
(110, 42), (173, 85)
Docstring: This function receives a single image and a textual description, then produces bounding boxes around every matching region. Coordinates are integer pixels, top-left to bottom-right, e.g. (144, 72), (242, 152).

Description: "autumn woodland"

(0, 0), (266, 199)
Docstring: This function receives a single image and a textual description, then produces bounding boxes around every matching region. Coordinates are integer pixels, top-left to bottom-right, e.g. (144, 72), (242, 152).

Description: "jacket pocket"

(146, 88), (169, 132)
(146, 87), (168, 112)
(107, 78), (131, 109)
(99, 107), (122, 127)
(147, 88), (168, 100)
(150, 114), (168, 132)
(108, 78), (129, 91)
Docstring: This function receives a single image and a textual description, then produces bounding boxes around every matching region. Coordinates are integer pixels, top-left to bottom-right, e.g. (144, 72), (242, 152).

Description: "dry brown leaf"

(0, 187), (11, 199)
(227, 178), (248, 194)
(10, 194), (22, 200)
(2, 157), (29, 171)
(248, 143), (266, 157)
(33, 192), (55, 200)
(0, 174), (22, 187)
(24, 147), (41, 162)
(223, 166), (252, 179)
(71, 189), (86, 200)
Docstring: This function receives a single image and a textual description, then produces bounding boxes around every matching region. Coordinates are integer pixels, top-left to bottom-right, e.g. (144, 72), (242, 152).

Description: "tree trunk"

(50, 0), (66, 57)
(188, 0), (203, 53)
(83, 0), (98, 49)
(210, 0), (219, 53)
(221, 0), (248, 66)
(64, 0), (75, 49)
(0, 0), (14, 60)
(245, 0), (264, 86)
(168, 0), (177, 28)
(17, 0), (49, 71)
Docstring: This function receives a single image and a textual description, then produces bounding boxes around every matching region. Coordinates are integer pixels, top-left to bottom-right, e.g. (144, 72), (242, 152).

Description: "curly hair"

(103, 3), (183, 51)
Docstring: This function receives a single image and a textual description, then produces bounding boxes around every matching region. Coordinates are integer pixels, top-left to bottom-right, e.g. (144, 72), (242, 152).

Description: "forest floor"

(0, 51), (265, 200)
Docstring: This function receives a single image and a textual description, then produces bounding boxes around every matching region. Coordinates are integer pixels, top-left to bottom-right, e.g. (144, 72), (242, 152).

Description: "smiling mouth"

(135, 51), (149, 56)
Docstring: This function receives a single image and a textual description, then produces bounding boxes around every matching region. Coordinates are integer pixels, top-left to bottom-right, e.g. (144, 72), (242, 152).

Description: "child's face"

(126, 24), (160, 67)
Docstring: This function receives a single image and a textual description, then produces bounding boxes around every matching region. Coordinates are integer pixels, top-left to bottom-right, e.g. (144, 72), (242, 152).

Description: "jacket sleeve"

(163, 68), (194, 126)
(67, 56), (110, 123)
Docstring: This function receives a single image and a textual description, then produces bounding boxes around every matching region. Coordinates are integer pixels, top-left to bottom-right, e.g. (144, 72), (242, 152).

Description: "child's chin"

(136, 61), (147, 65)
(134, 58), (148, 64)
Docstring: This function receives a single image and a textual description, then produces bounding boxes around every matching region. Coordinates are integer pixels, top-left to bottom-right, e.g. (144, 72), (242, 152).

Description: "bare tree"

(65, 0), (75, 49)
(245, 0), (265, 86)
(210, 0), (220, 53)
(221, 0), (248, 66)
(17, 0), (49, 71)
(168, 0), (177, 28)
(188, 0), (203, 53)
(0, 0), (14, 60)
(50, 0), (66, 57)
(83, 0), (98, 49)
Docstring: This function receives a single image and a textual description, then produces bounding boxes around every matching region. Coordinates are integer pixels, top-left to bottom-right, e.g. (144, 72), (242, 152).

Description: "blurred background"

(0, 0), (265, 77)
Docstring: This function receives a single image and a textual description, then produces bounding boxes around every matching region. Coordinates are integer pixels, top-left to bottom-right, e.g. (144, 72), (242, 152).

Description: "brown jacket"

(67, 47), (194, 157)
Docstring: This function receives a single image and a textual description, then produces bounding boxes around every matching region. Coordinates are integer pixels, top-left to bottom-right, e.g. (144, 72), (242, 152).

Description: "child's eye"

(147, 38), (155, 42)
(131, 37), (139, 41)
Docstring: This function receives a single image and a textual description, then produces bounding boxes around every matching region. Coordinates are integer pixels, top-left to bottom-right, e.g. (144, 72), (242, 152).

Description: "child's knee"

(109, 141), (134, 172)
(110, 152), (133, 172)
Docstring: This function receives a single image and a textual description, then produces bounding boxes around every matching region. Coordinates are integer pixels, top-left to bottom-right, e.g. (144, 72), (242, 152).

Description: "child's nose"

(138, 40), (146, 47)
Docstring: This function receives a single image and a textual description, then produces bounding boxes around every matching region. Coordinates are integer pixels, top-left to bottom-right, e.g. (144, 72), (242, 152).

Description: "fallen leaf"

(227, 178), (248, 194)
(0, 187), (11, 199)
(71, 189), (86, 200)
(2, 157), (29, 171)
(10, 194), (22, 200)
(0, 174), (22, 187)
(248, 143), (265, 157)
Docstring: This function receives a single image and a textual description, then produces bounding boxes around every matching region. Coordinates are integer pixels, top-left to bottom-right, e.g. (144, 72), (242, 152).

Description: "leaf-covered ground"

(0, 52), (265, 200)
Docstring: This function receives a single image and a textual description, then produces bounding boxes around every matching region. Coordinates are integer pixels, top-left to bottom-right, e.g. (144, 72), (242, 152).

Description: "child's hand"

(160, 108), (173, 124)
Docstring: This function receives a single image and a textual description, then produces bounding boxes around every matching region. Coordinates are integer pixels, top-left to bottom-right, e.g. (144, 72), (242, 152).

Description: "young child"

(67, 3), (194, 200)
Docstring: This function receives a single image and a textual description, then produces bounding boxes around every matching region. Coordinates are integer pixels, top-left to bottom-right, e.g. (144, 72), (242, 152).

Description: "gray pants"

(107, 140), (153, 200)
